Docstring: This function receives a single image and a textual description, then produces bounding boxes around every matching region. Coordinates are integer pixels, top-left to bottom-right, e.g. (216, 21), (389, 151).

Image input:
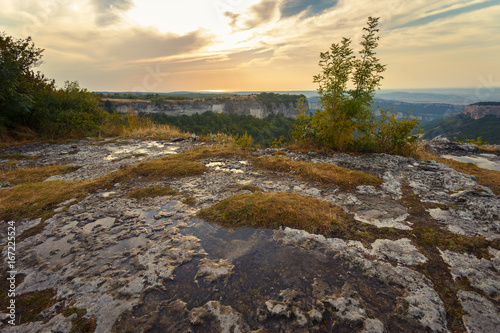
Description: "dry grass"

(0, 165), (80, 185)
(479, 145), (500, 154)
(177, 144), (252, 161)
(414, 148), (500, 195)
(0, 152), (209, 221)
(108, 123), (188, 140)
(253, 155), (382, 190)
(198, 192), (353, 235)
(131, 157), (207, 179)
(0, 180), (93, 221)
(0, 126), (40, 149)
(0, 154), (42, 160)
(238, 185), (262, 193)
(128, 186), (180, 199)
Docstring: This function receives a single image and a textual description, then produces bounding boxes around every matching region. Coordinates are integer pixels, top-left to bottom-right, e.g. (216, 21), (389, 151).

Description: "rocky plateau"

(0, 138), (499, 333)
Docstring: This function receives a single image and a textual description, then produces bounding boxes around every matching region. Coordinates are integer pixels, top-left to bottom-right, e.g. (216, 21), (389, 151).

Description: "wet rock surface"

(424, 136), (500, 171)
(1, 139), (499, 332)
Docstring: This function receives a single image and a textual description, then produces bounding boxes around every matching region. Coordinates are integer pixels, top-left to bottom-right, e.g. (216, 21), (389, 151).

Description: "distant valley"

(99, 89), (500, 144)
(423, 102), (500, 144)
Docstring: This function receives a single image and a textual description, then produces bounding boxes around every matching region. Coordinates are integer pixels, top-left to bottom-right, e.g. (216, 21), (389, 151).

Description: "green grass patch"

(15, 289), (57, 324)
(62, 307), (97, 333)
(128, 186), (180, 199)
(414, 226), (492, 259)
(253, 155), (382, 190)
(182, 196), (196, 206)
(63, 307), (87, 317)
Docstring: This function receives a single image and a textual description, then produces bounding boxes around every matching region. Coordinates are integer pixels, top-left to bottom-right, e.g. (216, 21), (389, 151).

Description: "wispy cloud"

(280, 0), (339, 18)
(391, 0), (500, 29)
(0, 0), (497, 91)
(92, 0), (133, 25)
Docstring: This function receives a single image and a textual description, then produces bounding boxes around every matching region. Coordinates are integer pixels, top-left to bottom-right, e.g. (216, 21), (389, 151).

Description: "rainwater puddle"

(33, 234), (76, 266)
(116, 218), (411, 332)
(104, 143), (179, 161)
(442, 154), (500, 171)
(206, 162), (224, 167)
(103, 233), (148, 256)
(205, 161), (245, 174)
(60, 220), (78, 233)
(160, 202), (178, 212)
(83, 217), (116, 232)
(139, 210), (157, 221)
(91, 233), (149, 273)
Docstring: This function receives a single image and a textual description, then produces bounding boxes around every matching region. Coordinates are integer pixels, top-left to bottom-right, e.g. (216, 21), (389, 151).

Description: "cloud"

(224, 11), (240, 29)
(110, 29), (213, 61)
(244, 0), (278, 28)
(224, 0), (278, 30)
(280, 0), (338, 18)
(391, 0), (500, 30)
(91, 0), (133, 26)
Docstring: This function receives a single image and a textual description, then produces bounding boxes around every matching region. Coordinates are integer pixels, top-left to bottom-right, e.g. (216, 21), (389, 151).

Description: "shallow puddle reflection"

(115, 218), (412, 332)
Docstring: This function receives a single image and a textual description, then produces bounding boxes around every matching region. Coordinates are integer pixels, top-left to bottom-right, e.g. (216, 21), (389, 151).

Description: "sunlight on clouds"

(1, 0), (497, 91)
(126, 0), (261, 36)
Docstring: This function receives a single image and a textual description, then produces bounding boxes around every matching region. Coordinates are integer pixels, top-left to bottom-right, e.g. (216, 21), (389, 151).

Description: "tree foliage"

(295, 17), (421, 155)
(0, 32), (110, 138)
(0, 32), (54, 129)
(151, 111), (294, 147)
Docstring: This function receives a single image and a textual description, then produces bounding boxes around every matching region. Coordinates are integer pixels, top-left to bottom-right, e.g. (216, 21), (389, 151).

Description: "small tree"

(291, 96), (314, 144)
(302, 17), (421, 154)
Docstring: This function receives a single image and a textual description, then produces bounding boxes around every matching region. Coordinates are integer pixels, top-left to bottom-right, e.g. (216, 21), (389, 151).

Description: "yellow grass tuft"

(128, 186), (180, 199)
(0, 165), (80, 185)
(198, 192), (353, 235)
(253, 155), (382, 190)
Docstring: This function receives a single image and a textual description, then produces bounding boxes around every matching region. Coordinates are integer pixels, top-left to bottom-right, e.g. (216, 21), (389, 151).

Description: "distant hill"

(375, 89), (500, 104)
(375, 92), (466, 104)
(423, 113), (500, 144)
(462, 102), (500, 119)
(306, 97), (462, 124)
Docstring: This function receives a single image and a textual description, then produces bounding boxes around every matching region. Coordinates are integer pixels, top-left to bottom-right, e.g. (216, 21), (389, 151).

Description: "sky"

(1, 0), (499, 93)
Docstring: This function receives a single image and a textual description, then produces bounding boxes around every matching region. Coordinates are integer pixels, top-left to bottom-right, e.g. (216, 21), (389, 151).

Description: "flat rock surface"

(1, 139), (499, 332)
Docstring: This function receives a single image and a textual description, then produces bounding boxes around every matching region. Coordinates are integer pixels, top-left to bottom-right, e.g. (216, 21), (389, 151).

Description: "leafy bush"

(0, 32), (53, 130)
(255, 92), (306, 110)
(152, 111), (295, 147)
(0, 32), (111, 138)
(33, 81), (110, 137)
(294, 17), (421, 155)
(235, 132), (254, 148)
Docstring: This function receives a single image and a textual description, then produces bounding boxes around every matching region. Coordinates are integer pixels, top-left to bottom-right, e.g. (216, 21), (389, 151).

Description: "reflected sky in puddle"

(33, 234), (76, 266)
(83, 217), (116, 232)
(442, 154), (500, 170)
(104, 142), (179, 161)
(179, 219), (274, 260)
(116, 216), (407, 332)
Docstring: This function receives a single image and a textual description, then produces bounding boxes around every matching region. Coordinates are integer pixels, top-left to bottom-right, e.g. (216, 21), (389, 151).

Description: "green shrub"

(235, 132), (254, 148)
(295, 17), (421, 155)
